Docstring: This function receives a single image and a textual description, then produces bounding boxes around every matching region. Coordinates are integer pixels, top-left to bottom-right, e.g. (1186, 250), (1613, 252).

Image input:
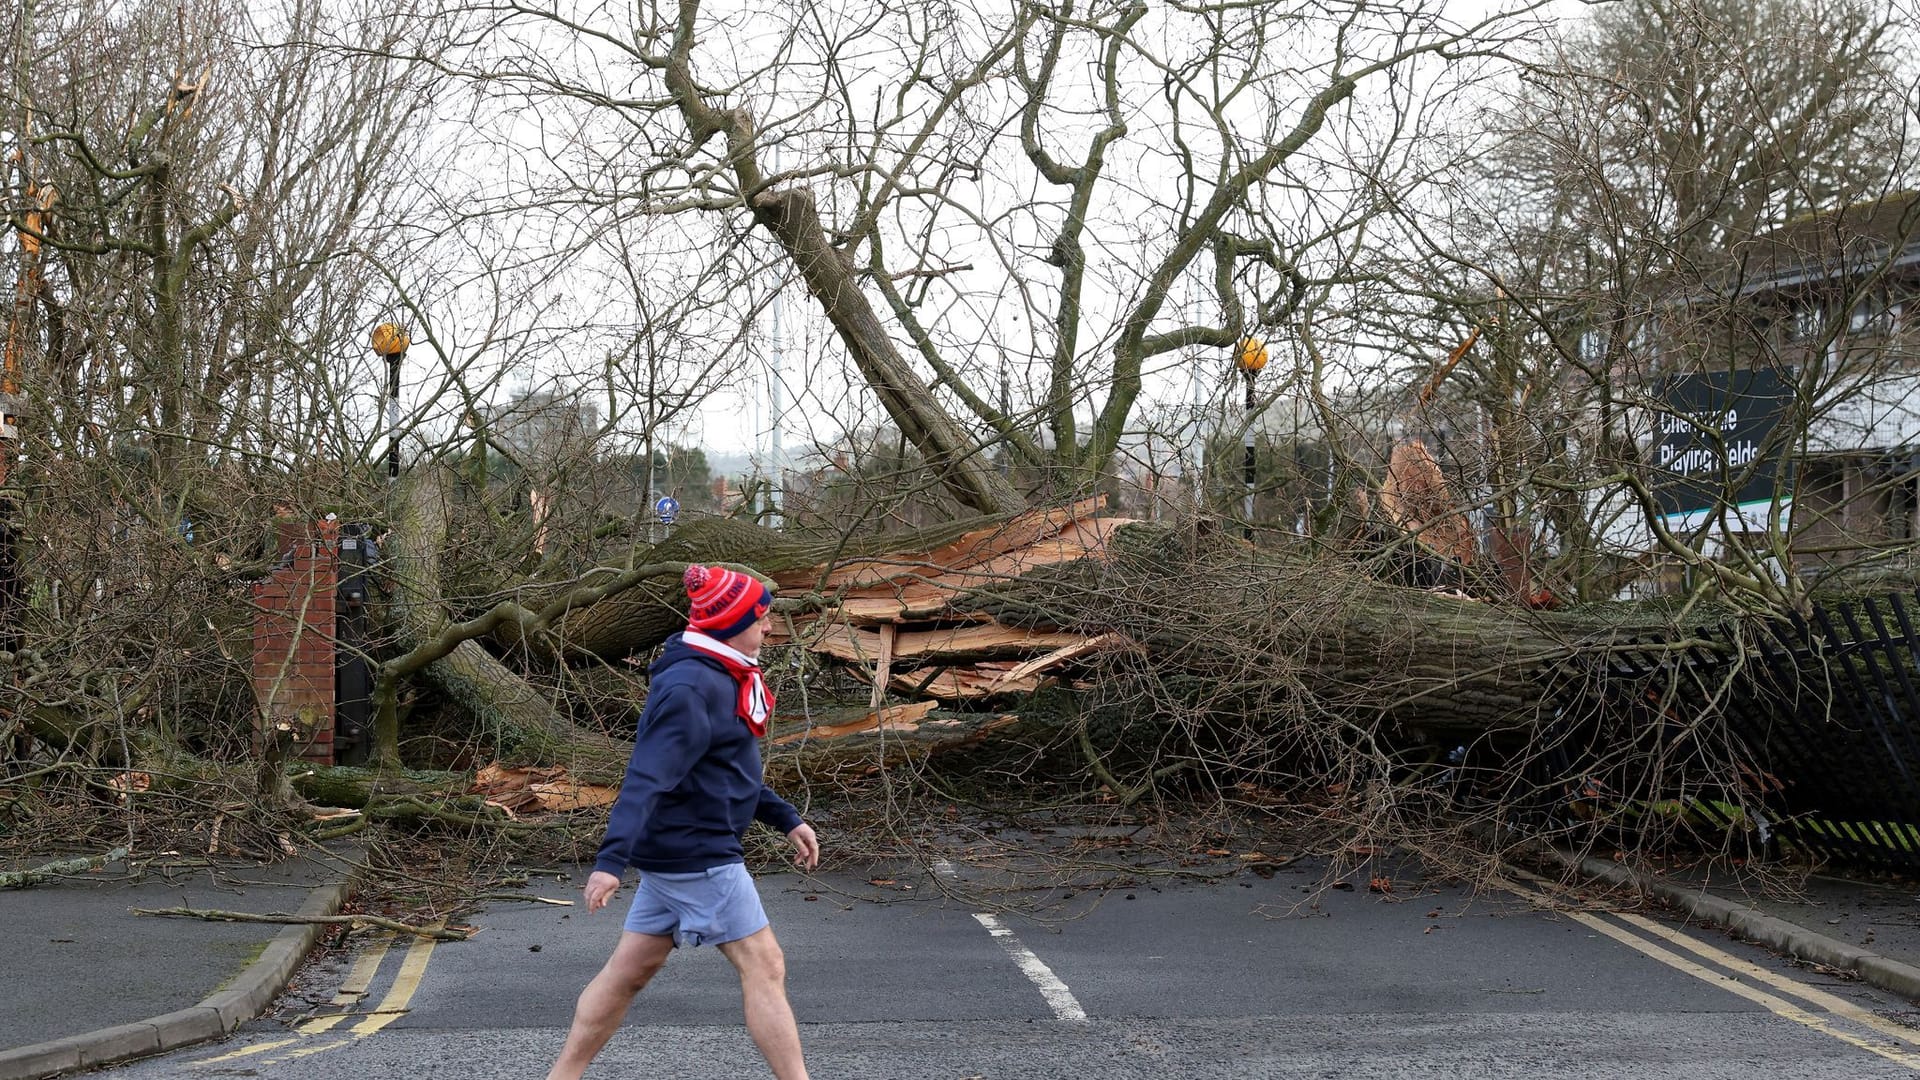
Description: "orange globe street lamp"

(371, 323), (410, 480)
(1235, 336), (1269, 376)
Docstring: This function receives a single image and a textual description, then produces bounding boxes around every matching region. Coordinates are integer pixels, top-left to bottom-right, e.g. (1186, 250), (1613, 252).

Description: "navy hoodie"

(594, 634), (803, 875)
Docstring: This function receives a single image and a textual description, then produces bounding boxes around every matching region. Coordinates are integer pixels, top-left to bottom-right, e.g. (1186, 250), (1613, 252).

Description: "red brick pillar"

(252, 520), (339, 765)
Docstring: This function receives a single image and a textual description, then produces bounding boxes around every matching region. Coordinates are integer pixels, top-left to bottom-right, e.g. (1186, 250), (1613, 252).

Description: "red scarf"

(682, 631), (775, 736)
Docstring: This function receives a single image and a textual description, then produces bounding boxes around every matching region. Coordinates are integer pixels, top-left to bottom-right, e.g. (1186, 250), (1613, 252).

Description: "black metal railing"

(1536, 592), (1920, 872)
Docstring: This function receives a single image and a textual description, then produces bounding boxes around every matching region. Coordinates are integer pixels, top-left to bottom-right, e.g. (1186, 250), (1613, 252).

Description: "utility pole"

(999, 360), (1013, 478)
(644, 424), (658, 545)
(765, 140), (787, 529)
(1185, 356), (1205, 512)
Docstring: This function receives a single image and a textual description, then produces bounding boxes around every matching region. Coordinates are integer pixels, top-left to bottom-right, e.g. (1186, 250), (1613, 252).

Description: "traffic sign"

(654, 495), (680, 525)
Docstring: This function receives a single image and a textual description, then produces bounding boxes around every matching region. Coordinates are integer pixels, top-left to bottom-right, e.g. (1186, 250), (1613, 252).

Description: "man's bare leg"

(546, 930), (675, 1080)
(718, 927), (809, 1080)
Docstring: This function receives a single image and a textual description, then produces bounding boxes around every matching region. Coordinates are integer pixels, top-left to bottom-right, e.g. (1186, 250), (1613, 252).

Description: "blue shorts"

(622, 862), (769, 948)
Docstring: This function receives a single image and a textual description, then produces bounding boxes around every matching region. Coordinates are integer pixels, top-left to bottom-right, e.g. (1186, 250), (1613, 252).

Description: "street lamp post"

(1236, 336), (1268, 540)
(767, 287), (786, 529)
(371, 323), (410, 481)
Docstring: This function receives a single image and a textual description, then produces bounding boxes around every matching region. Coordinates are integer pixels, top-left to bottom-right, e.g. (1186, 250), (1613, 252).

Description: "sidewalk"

(1547, 847), (1920, 1001)
(0, 846), (359, 1080)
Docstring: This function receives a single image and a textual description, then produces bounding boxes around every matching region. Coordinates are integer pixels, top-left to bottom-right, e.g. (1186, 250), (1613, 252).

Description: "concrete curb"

(0, 866), (360, 1080)
(1552, 847), (1920, 1003)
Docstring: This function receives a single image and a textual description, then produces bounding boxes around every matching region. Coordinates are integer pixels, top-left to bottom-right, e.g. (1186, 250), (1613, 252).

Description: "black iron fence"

(1538, 591), (1920, 872)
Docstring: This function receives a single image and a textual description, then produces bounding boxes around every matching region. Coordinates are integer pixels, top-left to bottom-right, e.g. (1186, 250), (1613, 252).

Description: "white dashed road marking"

(934, 858), (1089, 1022)
(972, 912), (1089, 1021)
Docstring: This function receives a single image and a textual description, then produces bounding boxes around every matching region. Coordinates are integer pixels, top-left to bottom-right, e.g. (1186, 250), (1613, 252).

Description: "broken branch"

(129, 907), (470, 941)
(0, 846), (129, 889)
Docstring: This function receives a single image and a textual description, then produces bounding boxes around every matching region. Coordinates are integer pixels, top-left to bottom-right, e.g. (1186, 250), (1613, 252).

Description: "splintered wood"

(771, 701), (938, 745)
(473, 501), (1134, 799)
(772, 497), (1136, 734)
(471, 763), (619, 817)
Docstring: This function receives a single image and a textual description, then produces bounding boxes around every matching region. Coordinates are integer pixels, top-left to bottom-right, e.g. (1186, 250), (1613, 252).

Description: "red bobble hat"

(683, 564), (772, 640)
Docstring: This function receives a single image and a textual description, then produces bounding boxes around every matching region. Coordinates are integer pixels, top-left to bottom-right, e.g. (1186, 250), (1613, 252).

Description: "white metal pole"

(768, 285), (785, 529)
(1187, 359), (1206, 508)
(762, 141), (786, 528)
(1242, 371), (1256, 539)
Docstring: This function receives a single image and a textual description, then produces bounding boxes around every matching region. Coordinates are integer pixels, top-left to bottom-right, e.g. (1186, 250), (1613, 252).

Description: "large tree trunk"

(535, 514), (1041, 660)
(542, 518), (823, 660)
(372, 485), (1756, 790)
(963, 523), (1735, 746)
(517, 508), (1705, 752)
(380, 474), (628, 781)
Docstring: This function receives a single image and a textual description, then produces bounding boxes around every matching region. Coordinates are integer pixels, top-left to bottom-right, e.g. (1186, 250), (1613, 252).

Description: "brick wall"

(252, 520), (339, 766)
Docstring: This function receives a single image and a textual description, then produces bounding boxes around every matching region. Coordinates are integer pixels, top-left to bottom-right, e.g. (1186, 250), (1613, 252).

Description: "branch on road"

(130, 906), (472, 941)
(0, 847), (130, 889)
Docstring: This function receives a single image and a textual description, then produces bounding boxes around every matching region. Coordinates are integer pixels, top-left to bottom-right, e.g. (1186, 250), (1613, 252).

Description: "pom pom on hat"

(684, 564), (771, 640)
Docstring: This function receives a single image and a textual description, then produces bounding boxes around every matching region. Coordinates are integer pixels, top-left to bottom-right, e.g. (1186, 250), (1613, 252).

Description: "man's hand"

(787, 823), (820, 871)
(583, 870), (622, 913)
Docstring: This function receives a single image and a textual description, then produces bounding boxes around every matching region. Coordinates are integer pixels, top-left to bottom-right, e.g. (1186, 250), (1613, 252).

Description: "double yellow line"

(1510, 879), (1920, 1071)
(192, 927), (441, 1069)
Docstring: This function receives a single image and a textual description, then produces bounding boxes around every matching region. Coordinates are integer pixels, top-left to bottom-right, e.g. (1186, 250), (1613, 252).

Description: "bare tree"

(1374, 0), (1920, 608)
(419, 0), (1541, 514)
(0, 0), (443, 819)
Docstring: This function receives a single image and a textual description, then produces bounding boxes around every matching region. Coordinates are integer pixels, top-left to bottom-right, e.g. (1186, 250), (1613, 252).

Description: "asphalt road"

(0, 850), (348, 1049)
(100, 858), (1920, 1079)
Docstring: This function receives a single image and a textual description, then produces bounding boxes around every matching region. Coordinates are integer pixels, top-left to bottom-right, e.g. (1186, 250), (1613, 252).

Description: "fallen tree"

(8, 0), (1909, 891)
(377, 489), (1743, 794)
(0, 458), (1853, 883)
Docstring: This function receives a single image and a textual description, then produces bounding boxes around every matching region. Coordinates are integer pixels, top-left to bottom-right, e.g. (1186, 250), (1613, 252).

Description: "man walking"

(547, 564), (820, 1080)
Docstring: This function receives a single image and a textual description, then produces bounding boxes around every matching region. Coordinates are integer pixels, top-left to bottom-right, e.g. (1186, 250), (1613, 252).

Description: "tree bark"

(964, 524), (1735, 747)
(540, 517), (819, 659)
(291, 764), (469, 808)
(546, 580), (685, 661)
(379, 473), (628, 781)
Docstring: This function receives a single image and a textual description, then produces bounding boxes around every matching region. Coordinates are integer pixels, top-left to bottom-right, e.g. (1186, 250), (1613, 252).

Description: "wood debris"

(1379, 440), (1476, 566)
(131, 906), (469, 941)
(510, 499), (1136, 782)
(771, 701), (938, 746)
(471, 763), (618, 816)
(0, 847), (129, 890)
(769, 496), (1137, 719)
